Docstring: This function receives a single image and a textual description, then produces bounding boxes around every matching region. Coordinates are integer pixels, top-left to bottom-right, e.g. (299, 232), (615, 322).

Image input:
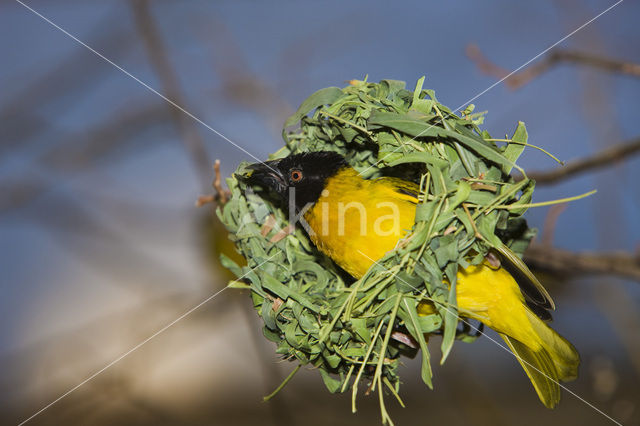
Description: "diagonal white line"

(462, 0), (624, 108)
(18, 288), (226, 425)
(17, 252), (280, 426)
(357, 0), (624, 178)
(12, 3), (282, 423)
(14, 0), (278, 173)
(356, 249), (622, 425)
(11, 0), (625, 424)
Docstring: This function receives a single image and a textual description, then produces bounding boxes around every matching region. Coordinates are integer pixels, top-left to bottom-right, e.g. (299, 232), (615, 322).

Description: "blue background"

(1, 1), (639, 425)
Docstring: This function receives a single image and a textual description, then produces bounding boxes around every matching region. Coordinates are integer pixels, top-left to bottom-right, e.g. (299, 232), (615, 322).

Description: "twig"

(130, 0), (212, 188)
(200, 18), (293, 137)
(260, 214), (277, 237)
(0, 104), (169, 213)
(43, 103), (169, 170)
(466, 44), (640, 90)
(213, 160), (228, 204)
(465, 44), (511, 84)
(194, 196), (215, 208)
(524, 244), (640, 282)
(196, 159), (231, 207)
(462, 203), (482, 239)
(24, 191), (191, 294)
(270, 224), (296, 243)
(262, 364), (301, 401)
(526, 137), (640, 185)
(552, 50), (640, 76)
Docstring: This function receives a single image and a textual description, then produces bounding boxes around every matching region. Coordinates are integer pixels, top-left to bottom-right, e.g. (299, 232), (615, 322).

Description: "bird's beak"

(245, 160), (287, 196)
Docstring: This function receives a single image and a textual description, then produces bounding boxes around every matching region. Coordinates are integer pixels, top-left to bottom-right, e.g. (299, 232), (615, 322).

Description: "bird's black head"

(246, 151), (348, 211)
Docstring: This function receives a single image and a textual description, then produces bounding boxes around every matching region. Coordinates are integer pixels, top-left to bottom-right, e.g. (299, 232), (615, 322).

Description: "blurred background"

(1, 0), (639, 425)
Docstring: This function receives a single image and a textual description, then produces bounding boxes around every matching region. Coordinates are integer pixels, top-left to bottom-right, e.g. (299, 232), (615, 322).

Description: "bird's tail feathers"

(526, 309), (580, 382)
(500, 333), (561, 408)
(499, 309), (579, 408)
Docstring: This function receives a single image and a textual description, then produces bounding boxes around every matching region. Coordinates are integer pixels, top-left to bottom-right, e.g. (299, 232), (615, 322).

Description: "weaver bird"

(248, 151), (579, 408)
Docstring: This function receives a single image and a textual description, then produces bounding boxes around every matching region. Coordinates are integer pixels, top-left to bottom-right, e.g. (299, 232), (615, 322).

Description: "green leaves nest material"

(219, 77), (538, 421)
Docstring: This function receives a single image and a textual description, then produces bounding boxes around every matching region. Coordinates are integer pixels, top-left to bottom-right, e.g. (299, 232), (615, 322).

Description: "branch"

(196, 160), (230, 207)
(0, 103), (168, 212)
(0, 15), (132, 160)
(130, 0), (212, 188)
(526, 136), (640, 185)
(466, 44), (640, 90)
(200, 18), (293, 136)
(524, 244), (640, 282)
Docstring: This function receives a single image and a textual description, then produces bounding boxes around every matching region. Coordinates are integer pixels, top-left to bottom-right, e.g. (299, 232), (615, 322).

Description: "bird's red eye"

(290, 170), (303, 182)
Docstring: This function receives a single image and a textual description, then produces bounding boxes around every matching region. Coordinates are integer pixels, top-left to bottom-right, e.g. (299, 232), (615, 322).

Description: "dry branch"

(201, 18), (293, 136)
(196, 159), (230, 207)
(0, 103), (169, 212)
(467, 44), (640, 90)
(526, 136), (640, 185)
(524, 244), (640, 282)
(130, 0), (212, 187)
(0, 17), (132, 159)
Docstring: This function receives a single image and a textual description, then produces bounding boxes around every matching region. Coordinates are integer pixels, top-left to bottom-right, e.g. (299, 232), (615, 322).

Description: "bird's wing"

(494, 244), (556, 311)
(376, 176), (555, 314)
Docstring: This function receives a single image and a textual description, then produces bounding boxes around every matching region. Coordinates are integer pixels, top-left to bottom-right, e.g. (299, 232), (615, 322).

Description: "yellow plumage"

(304, 168), (417, 278)
(304, 167), (579, 408)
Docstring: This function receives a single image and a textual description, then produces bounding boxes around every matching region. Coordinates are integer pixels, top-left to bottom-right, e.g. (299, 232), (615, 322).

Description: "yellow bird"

(248, 151), (579, 408)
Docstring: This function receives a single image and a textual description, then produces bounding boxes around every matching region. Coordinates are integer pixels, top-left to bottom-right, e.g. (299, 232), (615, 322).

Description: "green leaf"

(417, 314), (442, 332)
(387, 152), (448, 169)
(367, 111), (438, 135)
(432, 236), (458, 268)
(284, 87), (344, 128)
(226, 280), (250, 289)
(410, 76), (434, 114)
(261, 274), (319, 313)
(446, 125), (517, 172)
(323, 350), (342, 369)
(350, 318), (371, 343)
(263, 326), (281, 343)
(440, 263), (459, 364)
(415, 200), (439, 223)
(401, 298), (433, 388)
(261, 300), (278, 330)
(219, 253), (242, 277)
(342, 346), (368, 358)
(319, 368), (343, 393)
(368, 112), (517, 172)
(467, 190), (496, 205)
(502, 121), (528, 174)
(395, 271), (424, 293)
(444, 180), (471, 213)
(379, 79), (407, 98)
(426, 164), (446, 195)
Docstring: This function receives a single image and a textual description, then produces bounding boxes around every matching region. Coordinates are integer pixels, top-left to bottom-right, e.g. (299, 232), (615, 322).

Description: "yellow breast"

(303, 168), (418, 278)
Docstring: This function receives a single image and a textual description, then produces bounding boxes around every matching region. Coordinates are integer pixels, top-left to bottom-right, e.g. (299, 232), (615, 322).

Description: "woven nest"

(218, 77), (538, 418)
